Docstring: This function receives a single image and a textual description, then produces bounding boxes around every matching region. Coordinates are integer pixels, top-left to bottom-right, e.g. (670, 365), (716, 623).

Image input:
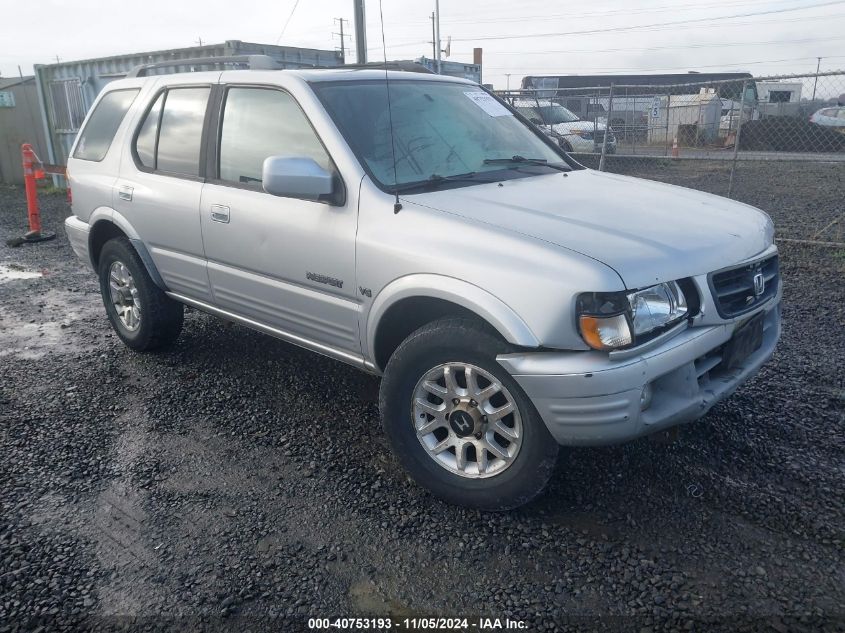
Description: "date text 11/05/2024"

(308, 617), (527, 630)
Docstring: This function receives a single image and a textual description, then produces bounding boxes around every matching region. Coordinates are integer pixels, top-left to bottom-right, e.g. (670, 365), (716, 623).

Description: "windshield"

(538, 104), (580, 124)
(517, 103), (580, 125)
(313, 80), (567, 189)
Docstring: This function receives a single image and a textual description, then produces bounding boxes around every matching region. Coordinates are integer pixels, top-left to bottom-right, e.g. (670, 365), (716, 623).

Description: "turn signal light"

(579, 314), (633, 351)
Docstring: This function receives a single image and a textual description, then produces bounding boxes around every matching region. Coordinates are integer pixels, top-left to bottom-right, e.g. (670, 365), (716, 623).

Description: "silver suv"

(65, 62), (781, 510)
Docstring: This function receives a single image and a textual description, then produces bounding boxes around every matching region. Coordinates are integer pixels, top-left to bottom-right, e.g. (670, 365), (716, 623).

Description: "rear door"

(114, 78), (214, 302)
(199, 83), (361, 356)
(68, 87), (141, 224)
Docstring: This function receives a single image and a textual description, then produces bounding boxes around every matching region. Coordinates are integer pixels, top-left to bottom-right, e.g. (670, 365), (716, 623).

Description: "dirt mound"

(739, 117), (845, 152)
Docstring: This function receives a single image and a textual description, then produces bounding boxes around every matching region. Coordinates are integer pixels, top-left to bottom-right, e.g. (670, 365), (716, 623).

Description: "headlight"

(577, 281), (688, 351)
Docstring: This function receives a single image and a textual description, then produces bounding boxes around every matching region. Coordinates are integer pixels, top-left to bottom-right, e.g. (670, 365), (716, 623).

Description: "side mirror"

(262, 156), (334, 200)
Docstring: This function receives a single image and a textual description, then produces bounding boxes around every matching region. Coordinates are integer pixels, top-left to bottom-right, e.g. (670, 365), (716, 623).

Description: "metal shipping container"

(0, 76), (49, 184)
(34, 40), (343, 172)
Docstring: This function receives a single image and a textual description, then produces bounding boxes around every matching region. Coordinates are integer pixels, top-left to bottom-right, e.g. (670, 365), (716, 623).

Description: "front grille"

(709, 254), (778, 318)
(589, 130), (615, 143)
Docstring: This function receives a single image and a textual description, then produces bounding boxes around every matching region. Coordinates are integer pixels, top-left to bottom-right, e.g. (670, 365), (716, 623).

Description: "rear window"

(73, 89), (139, 161)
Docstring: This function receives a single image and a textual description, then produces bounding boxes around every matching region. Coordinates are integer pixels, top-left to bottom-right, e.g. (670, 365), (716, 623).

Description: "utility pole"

(333, 18), (350, 64)
(195, 37), (204, 47)
(434, 0), (442, 74)
(353, 0), (367, 65)
(430, 12), (436, 61)
(811, 56), (822, 101)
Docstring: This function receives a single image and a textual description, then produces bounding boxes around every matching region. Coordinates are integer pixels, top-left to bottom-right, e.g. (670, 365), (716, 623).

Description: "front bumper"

(498, 302), (781, 446)
(565, 135), (616, 154)
(65, 216), (92, 269)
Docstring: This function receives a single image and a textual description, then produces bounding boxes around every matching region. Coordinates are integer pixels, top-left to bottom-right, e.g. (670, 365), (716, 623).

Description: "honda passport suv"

(64, 59), (781, 510)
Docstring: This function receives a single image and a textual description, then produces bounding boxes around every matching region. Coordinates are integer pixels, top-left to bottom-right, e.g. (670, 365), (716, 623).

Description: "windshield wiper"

(483, 155), (570, 172)
(391, 172), (491, 194)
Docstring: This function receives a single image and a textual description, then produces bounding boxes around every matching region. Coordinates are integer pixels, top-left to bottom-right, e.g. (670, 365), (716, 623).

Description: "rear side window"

(73, 89), (139, 161)
(135, 92), (163, 168)
(218, 87), (331, 186)
(134, 87), (209, 176)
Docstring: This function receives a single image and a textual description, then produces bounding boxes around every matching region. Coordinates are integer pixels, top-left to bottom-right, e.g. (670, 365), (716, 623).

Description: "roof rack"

(339, 61), (434, 74)
(126, 55), (281, 78)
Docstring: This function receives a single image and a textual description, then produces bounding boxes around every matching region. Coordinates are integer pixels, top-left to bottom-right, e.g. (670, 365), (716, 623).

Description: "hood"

(405, 169), (774, 289)
(553, 120), (606, 134)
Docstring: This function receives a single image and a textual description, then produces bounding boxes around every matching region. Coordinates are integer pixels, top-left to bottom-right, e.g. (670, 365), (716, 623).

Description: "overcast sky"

(2, 0), (844, 89)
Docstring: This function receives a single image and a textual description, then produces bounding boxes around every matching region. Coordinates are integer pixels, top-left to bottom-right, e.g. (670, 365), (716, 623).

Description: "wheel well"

(89, 221), (128, 269)
(373, 297), (502, 371)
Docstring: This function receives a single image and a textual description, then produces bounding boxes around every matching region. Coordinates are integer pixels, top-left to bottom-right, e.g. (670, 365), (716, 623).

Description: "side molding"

(365, 274), (540, 363)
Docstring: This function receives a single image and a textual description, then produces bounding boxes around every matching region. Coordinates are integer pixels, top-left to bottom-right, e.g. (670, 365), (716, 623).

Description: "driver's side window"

(218, 87), (332, 187)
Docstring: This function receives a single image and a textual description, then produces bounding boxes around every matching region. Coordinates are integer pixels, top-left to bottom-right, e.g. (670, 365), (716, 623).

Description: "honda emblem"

(753, 271), (765, 296)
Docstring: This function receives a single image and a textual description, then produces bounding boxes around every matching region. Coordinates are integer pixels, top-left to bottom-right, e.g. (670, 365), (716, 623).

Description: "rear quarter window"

(73, 89), (139, 161)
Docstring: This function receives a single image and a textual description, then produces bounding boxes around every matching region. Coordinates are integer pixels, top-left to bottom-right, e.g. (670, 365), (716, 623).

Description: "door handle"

(118, 185), (133, 202)
(210, 204), (230, 224)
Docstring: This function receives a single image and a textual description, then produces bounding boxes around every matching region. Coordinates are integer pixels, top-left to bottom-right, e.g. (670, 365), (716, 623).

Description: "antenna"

(378, 0), (402, 214)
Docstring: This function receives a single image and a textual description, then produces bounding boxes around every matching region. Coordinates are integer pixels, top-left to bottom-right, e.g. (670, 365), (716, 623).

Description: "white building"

(756, 81), (803, 117)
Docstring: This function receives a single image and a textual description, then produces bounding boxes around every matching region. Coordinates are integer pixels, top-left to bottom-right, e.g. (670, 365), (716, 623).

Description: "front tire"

(380, 318), (559, 511)
(98, 237), (183, 351)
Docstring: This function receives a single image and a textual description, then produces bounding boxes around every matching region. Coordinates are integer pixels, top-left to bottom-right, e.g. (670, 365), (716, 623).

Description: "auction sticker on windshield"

(464, 91), (512, 117)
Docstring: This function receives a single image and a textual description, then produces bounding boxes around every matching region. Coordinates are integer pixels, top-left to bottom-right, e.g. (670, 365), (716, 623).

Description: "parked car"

(65, 62), (781, 510)
(809, 106), (845, 131)
(515, 100), (617, 154)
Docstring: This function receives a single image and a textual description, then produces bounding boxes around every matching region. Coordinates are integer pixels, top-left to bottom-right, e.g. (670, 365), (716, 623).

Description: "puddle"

(0, 264), (43, 282)
(0, 288), (98, 359)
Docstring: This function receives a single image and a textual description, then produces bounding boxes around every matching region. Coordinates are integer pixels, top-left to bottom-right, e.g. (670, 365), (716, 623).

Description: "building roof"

(36, 40), (339, 69)
(0, 76), (34, 90)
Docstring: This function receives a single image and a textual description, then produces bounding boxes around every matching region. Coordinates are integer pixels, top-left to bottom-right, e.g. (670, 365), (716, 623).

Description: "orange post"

(7, 143), (56, 246)
(22, 143), (42, 233)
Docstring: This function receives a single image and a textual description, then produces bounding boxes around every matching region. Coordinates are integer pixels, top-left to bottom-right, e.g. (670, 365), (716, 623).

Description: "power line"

(395, 0), (790, 24)
(369, 11), (845, 52)
(484, 55), (845, 73)
(450, 0), (845, 42)
(399, 0), (809, 25)
(473, 36), (845, 56)
(275, 0), (302, 45)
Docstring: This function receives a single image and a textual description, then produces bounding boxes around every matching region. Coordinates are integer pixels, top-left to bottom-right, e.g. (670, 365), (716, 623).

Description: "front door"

(200, 85), (360, 357)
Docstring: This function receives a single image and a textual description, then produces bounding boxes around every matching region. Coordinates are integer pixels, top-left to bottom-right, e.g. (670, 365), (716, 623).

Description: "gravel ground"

(0, 166), (843, 632)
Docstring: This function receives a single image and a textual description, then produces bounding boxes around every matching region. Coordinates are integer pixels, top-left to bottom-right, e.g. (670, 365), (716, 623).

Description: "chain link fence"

(495, 70), (845, 246)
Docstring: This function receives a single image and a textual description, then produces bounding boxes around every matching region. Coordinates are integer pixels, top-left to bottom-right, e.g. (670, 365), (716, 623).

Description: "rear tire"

(380, 317), (559, 511)
(98, 237), (183, 351)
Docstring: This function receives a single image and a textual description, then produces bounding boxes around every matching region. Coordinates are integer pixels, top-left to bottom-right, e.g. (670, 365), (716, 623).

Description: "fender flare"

(87, 208), (167, 291)
(365, 274), (540, 363)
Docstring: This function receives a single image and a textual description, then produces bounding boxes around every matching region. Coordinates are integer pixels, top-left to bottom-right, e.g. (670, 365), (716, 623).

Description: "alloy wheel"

(412, 362), (523, 478)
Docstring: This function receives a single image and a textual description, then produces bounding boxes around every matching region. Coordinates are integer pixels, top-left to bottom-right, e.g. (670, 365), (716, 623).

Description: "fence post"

(599, 83), (614, 172)
(727, 79), (748, 198)
(664, 92), (671, 156)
